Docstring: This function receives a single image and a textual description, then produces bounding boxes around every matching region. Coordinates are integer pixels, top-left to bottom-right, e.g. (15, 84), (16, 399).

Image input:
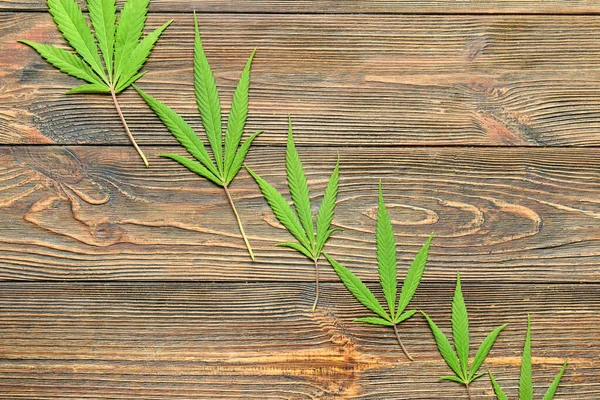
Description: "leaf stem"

(311, 257), (320, 313)
(465, 382), (472, 400)
(393, 323), (414, 361)
(109, 87), (149, 167)
(223, 184), (255, 261)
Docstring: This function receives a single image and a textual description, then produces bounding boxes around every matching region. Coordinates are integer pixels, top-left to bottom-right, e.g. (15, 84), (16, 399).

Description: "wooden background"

(0, 0), (599, 398)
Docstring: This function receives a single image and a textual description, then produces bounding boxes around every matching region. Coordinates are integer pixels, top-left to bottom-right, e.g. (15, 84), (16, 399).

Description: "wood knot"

(15, 147), (86, 184)
(330, 333), (355, 349)
(467, 76), (501, 96)
(92, 223), (125, 244)
(363, 202), (439, 226)
(465, 36), (488, 62)
(474, 112), (528, 145)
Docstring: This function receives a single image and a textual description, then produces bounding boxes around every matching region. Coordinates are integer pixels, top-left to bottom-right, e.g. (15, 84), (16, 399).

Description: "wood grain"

(3, 0), (600, 14)
(0, 282), (597, 399)
(1, 2), (599, 398)
(0, 145), (598, 281)
(4, 13), (600, 146)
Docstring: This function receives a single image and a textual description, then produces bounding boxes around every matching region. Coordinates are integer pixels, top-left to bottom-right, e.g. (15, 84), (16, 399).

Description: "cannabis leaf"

(246, 117), (340, 312)
(323, 182), (433, 360)
(421, 272), (507, 399)
(489, 315), (568, 400)
(135, 13), (260, 260)
(20, 0), (172, 167)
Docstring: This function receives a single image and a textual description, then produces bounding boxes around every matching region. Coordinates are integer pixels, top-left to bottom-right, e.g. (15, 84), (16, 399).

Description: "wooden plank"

(0, 145), (598, 281)
(4, 13), (600, 146)
(0, 282), (597, 399)
(2, 0), (600, 14)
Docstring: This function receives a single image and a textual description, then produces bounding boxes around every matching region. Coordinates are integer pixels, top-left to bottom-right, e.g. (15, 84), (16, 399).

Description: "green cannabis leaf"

(246, 117), (340, 312)
(489, 315), (568, 400)
(135, 12), (261, 260)
(324, 182), (433, 360)
(422, 272), (507, 399)
(20, 0), (172, 167)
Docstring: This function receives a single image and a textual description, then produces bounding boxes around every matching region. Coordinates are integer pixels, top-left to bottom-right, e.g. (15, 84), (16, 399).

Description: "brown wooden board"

(3, 0), (600, 14)
(0, 146), (598, 282)
(0, 282), (597, 399)
(4, 13), (600, 146)
(1, 2), (599, 398)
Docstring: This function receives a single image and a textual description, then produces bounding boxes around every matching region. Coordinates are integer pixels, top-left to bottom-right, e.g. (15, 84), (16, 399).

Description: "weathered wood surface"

(0, 145), (598, 282)
(3, 0), (600, 14)
(1, 1), (599, 398)
(4, 13), (600, 146)
(0, 282), (597, 399)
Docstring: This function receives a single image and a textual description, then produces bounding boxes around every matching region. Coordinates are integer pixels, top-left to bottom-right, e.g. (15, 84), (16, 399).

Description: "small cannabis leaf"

(135, 13), (261, 260)
(246, 117), (340, 312)
(20, 0), (172, 167)
(489, 315), (568, 400)
(421, 272), (507, 398)
(324, 182), (433, 361)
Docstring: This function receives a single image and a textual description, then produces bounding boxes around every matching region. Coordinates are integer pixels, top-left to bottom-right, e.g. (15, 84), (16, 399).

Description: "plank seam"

(2, 144), (600, 149)
(4, 9), (600, 16)
(0, 280), (596, 285)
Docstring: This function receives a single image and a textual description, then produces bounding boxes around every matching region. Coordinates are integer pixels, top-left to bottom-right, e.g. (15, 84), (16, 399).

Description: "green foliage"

(20, 5), (575, 392)
(21, 0), (171, 94)
(135, 13), (261, 259)
(136, 13), (260, 188)
(489, 315), (568, 400)
(20, 0), (171, 166)
(422, 273), (507, 394)
(246, 117), (340, 312)
(324, 183), (433, 360)
(20, 41), (103, 85)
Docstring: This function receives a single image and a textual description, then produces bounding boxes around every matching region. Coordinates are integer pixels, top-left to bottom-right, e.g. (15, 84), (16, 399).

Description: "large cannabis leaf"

(135, 12), (261, 260)
(489, 315), (568, 400)
(421, 272), (507, 399)
(324, 182), (433, 360)
(246, 117), (340, 312)
(20, 0), (172, 167)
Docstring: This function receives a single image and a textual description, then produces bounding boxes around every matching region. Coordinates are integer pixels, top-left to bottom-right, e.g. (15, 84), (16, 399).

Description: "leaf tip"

(244, 164), (257, 177)
(161, 19), (174, 31)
